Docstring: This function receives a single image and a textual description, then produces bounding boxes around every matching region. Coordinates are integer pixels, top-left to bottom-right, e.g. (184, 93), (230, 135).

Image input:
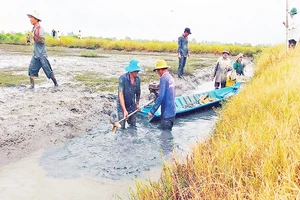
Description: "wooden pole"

(286, 0), (289, 52)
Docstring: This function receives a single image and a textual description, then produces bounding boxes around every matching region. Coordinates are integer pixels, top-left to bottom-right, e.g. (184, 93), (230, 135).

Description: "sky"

(1, 0), (300, 45)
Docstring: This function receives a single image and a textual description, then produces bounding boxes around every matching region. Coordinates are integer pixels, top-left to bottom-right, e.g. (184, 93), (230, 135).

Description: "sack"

(229, 70), (237, 81)
(226, 76), (236, 87)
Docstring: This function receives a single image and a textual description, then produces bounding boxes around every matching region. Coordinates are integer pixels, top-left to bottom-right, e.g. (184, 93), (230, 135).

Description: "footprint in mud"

(70, 108), (80, 113)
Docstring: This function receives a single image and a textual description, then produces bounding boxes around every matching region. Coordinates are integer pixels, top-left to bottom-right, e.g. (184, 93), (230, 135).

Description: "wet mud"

(0, 44), (216, 166)
(0, 44), (253, 199)
(40, 110), (217, 181)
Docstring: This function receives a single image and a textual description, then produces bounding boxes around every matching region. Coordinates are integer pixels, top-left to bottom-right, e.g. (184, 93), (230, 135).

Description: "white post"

(286, 0), (289, 52)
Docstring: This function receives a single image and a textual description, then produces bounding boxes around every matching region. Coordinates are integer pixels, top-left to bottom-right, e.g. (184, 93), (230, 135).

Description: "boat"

(139, 82), (242, 122)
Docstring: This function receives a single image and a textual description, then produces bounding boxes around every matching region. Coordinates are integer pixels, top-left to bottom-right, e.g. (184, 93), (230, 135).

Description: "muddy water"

(0, 44), (252, 199)
(41, 110), (216, 180)
(0, 109), (217, 200)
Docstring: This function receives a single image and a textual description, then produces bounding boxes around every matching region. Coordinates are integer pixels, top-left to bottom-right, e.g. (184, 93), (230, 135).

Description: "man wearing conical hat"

(283, 7), (299, 48)
(148, 60), (176, 130)
(27, 11), (58, 89)
(117, 59), (142, 129)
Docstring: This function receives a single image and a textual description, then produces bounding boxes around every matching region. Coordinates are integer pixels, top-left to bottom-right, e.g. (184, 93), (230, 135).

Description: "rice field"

(131, 45), (300, 199)
(0, 32), (265, 56)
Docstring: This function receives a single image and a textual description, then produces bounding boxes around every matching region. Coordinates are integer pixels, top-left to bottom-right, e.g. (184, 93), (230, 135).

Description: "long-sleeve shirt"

(178, 34), (189, 57)
(150, 72), (176, 119)
(233, 61), (245, 75)
(117, 73), (141, 113)
(288, 15), (300, 41)
(212, 57), (232, 83)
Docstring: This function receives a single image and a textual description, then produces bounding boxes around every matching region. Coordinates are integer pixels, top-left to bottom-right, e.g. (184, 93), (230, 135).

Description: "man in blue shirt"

(148, 60), (176, 130)
(117, 59), (142, 129)
(177, 27), (191, 78)
(27, 11), (58, 89)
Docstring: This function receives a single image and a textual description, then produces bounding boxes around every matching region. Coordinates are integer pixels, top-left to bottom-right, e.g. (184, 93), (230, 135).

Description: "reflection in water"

(157, 131), (174, 158)
(41, 109), (217, 180)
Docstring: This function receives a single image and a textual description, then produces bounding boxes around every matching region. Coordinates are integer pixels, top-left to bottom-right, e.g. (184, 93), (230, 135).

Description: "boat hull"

(139, 82), (242, 122)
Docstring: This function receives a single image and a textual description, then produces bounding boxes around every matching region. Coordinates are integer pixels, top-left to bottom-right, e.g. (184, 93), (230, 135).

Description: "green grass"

(0, 70), (29, 86)
(139, 56), (216, 83)
(139, 67), (160, 83)
(0, 69), (46, 87)
(74, 72), (118, 92)
(185, 57), (215, 74)
(80, 50), (97, 57)
(166, 57), (216, 75)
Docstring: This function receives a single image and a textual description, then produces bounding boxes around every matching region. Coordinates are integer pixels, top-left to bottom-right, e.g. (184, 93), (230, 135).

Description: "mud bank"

(0, 44), (217, 166)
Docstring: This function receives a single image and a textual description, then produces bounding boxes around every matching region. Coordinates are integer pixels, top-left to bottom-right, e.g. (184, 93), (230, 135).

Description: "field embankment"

(0, 32), (264, 56)
(132, 45), (300, 199)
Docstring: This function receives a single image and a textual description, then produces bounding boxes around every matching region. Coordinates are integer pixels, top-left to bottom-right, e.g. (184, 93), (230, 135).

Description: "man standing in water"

(117, 59), (142, 129)
(283, 7), (299, 48)
(148, 60), (176, 130)
(27, 11), (58, 89)
(177, 27), (191, 78)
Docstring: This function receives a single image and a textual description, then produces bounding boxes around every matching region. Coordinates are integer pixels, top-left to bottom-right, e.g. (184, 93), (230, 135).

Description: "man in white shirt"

(211, 50), (232, 89)
(283, 7), (299, 48)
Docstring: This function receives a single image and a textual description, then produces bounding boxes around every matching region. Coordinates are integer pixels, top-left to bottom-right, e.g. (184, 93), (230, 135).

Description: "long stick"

(120, 100), (153, 122)
(286, 0), (289, 52)
(111, 99), (154, 132)
(114, 107), (142, 124)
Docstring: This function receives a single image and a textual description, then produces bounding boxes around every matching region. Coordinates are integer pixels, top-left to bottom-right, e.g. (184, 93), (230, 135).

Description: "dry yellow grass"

(132, 45), (300, 199)
(0, 33), (264, 56)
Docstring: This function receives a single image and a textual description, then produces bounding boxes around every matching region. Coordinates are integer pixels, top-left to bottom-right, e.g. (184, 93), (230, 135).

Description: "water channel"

(0, 92), (217, 200)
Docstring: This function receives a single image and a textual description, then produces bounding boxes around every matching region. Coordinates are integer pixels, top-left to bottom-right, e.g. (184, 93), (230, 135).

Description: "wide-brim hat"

(124, 59), (142, 72)
(236, 53), (243, 61)
(153, 60), (169, 71)
(222, 50), (230, 55)
(27, 10), (42, 22)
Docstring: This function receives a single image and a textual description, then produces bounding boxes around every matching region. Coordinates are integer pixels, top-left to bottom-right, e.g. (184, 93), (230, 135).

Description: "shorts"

(28, 56), (54, 78)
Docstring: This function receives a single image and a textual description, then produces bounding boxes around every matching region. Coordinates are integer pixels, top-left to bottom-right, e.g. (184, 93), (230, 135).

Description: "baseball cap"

(184, 27), (191, 34)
